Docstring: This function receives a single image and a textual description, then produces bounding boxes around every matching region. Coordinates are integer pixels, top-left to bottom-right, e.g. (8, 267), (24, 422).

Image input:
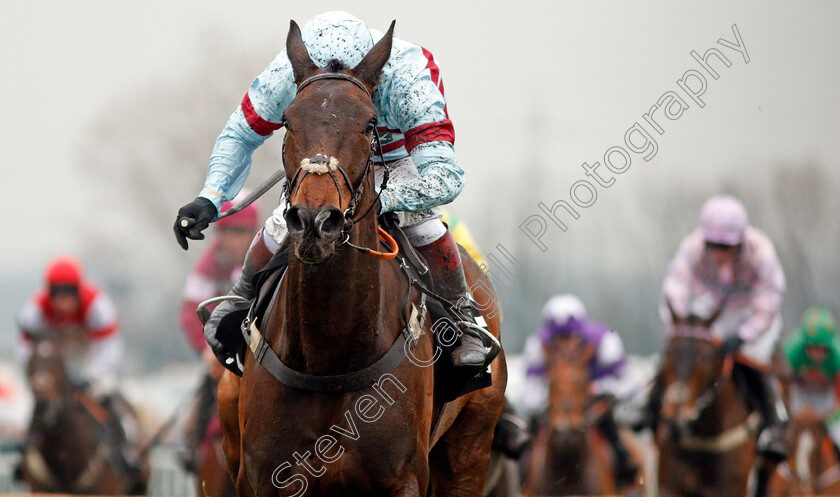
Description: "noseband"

(281, 72), (390, 244)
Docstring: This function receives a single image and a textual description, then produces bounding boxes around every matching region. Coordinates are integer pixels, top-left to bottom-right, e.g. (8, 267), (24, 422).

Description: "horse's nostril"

(285, 205), (309, 233)
(315, 207), (345, 240)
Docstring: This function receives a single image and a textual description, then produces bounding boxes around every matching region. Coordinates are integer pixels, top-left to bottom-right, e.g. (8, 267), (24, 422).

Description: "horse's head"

(281, 20), (395, 264)
(659, 302), (728, 438)
(26, 335), (75, 403)
(544, 335), (595, 445)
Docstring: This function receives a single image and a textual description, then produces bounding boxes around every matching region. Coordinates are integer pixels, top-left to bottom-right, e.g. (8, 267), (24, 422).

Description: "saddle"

(217, 213), (492, 402)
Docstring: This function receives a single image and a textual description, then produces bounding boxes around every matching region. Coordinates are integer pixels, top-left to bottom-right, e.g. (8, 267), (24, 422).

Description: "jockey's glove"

(174, 197), (217, 250)
(719, 335), (745, 356)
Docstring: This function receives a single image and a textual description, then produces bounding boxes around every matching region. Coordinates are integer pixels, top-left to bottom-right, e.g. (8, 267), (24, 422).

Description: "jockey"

(16, 257), (122, 396)
(644, 194), (789, 461)
(172, 11), (496, 378)
(177, 193), (260, 471)
(783, 307), (840, 456)
(522, 294), (639, 486)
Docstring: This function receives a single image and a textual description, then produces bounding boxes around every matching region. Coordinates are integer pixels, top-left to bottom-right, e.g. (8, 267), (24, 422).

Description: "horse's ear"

(666, 299), (682, 325)
(287, 20), (318, 84)
(351, 20), (395, 92)
(703, 305), (724, 328)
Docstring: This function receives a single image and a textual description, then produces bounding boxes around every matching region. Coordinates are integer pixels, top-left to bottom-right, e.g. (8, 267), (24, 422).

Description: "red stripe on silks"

(376, 125), (402, 133)
(421, 48), (448, 118)
(421, 47), (440, 86)
(241, 93), (282, 136)
(403, 120), (455, 153)
(380, 139), (406, 154)
(88, 325), (118, 340)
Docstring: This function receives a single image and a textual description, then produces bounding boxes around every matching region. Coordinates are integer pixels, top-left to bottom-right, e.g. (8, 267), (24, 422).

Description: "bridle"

(280, 72), (395, 258)
(667, 333), (734, 423)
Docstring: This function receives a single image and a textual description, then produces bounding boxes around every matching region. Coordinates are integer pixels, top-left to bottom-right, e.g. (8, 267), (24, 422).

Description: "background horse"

(217, 20), (506, 497)
(656, 310), (766, 497)
(769, 408), (840, 496)
(522, 334), (616, 496)
(21, 334), (149, 494)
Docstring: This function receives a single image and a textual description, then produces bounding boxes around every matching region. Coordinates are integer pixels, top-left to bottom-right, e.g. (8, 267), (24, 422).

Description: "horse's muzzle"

(285, 204), (345, 263)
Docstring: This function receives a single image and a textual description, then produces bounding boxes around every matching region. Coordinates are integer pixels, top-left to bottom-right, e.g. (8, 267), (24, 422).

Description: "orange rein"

(369, 226), (399, 260)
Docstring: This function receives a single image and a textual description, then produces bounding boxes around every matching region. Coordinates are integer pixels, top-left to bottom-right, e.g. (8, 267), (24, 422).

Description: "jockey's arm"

(659, 235), (697, 326)
(736, 242), (785, 343)
(520, 334), (549, 419)
(591, 330), (634, 400)
(81, 293), (123, 382)
(179, 251), (221, 354)
(15, 297), (44, 367)
(376, 46), (463, 213)
(198, 52), (296, 211)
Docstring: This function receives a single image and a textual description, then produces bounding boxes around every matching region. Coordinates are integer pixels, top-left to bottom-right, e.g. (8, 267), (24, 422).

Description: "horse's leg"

(751, 456), (776, 497)
(429, 380), (505, 497)
(216, 370), (241, 483)
(388, 475), (423, 497)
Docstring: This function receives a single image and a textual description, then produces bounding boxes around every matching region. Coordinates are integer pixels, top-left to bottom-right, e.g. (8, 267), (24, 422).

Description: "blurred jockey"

(177, 193), (260, 471)
(16, 257), (122, 397)
(643, 194), (789, 461)
(15, 257), (141, 472)
(522, 294), (639, 485)
(172, 11), (496, 379)
(783, 307), (840, 456)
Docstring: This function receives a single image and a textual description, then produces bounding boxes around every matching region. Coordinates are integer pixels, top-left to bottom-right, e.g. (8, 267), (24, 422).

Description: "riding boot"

(597, 408), (639, 486)
(178, 374), (216, 473)
(413, 230), (500, 378)
(205, 228), (275, 374)
(492, 398), (532, 459)
(633, 372), (663, 433)
(732, 362), (790, 462)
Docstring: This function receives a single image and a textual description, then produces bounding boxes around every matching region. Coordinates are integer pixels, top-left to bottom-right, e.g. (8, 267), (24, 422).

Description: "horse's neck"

(696, 378), (747, 435)
(278, 222), (393, 374)
(546, 430), (590, 472)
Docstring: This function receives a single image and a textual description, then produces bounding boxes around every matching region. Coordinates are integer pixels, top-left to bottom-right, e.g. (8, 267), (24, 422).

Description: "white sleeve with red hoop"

(15, 298), (44, 366)
(84, 293), (120, 341)
(199, 51), (296, 211)
(377, 43), (463, 213)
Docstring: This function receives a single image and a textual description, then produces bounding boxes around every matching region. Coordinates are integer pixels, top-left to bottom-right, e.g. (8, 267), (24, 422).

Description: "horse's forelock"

(326, 59), (348, 73)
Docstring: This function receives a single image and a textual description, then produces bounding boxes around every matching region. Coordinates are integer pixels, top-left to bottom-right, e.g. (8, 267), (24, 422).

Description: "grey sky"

(2, 1), (839, 357)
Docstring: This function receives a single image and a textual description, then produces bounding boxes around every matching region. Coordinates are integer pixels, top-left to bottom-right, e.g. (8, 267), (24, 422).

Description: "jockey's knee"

(403, 217), (447, 247)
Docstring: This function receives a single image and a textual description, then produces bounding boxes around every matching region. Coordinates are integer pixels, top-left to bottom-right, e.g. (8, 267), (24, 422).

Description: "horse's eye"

(365, 120), (377, 134)
(281, 116), (290, 129)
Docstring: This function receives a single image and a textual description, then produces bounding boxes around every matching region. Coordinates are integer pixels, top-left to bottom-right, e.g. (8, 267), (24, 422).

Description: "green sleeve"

(825, 337), (840, 376)
(783, 331), (807, 373)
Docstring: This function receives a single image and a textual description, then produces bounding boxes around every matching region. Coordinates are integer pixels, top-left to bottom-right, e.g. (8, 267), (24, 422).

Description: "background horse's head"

(544, 334), (595, 446)
(659, 302), (728, 438)
(26, 335), (75, 403)
(281, 20), (394, 264)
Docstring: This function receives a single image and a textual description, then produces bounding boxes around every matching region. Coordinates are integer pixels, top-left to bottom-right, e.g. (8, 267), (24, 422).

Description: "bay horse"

(197, 414), (237, 497)
(656, 307), (770, 497)
(216, 20), (507, 496)
(21, 334), (149, 494)
(769, 408), (840, 496)
(522, 335), (616, 496)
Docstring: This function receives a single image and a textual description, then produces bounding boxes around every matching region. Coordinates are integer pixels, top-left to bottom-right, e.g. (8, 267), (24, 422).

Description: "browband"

(296, 73), (371, 99)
